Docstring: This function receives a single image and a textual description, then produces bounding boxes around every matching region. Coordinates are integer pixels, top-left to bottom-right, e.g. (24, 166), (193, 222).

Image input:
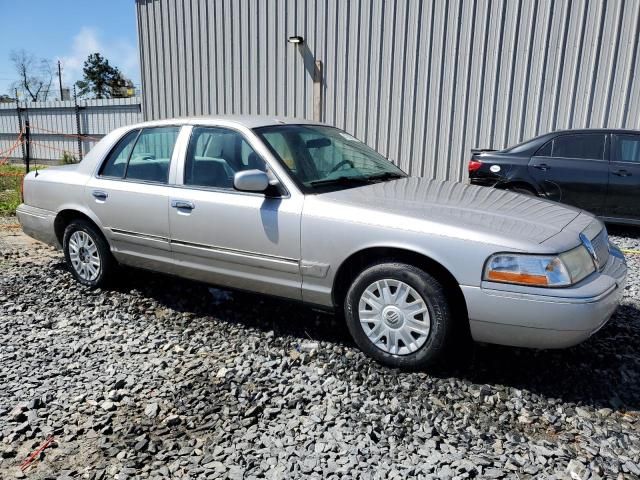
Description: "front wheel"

(344, 262), (455, 369)
(63, 219), (115, 288)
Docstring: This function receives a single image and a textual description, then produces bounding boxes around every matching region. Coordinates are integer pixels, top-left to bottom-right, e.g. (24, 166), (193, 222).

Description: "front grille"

(590, 228), (610, 270)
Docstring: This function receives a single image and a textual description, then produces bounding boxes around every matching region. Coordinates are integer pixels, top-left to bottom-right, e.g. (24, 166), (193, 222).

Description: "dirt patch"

(0, 216), (59, 264)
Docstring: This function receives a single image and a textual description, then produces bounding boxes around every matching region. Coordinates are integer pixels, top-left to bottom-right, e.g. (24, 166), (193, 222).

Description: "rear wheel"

(507, 185), (536, 196)
(344, 262), (454, 369)
(63, 219), (115, 288)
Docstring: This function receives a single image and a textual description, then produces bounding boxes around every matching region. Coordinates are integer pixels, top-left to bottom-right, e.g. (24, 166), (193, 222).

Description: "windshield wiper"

(309, 172), (405, 188)
(365, 172), (406, 182)
(309, 176), (371, 187)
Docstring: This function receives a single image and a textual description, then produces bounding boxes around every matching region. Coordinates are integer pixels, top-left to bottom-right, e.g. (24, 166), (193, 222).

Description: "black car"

(468, 129), (640, 225)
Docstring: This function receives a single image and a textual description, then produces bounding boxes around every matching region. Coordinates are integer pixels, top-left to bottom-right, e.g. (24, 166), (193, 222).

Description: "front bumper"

(462, 245), (627, 349)
(16, 204), (59, 248)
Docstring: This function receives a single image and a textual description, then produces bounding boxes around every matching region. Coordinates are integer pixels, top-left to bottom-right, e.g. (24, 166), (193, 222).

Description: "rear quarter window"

(534, 141), (552, 157)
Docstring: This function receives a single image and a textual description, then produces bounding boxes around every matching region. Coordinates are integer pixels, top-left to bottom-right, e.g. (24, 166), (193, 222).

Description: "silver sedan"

(17, 116), (627, 369)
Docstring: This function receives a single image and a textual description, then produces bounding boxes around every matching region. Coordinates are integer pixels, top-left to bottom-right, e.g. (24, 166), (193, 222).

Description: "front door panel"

(605, 134), (640, 221)
(169, 189), (303, 300)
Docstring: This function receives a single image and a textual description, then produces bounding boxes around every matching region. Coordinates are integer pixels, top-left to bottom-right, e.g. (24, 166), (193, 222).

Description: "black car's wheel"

(344, 262), (454, 369)
(507, 185), (537, 196)
(63, 219), (115, 288)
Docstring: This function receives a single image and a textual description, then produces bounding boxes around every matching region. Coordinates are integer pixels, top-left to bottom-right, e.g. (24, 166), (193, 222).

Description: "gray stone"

(145, 402), (159, 418)
(0, 227), (638, 480)
(163, 415), (181, 427)
(566, 459), (587, 480)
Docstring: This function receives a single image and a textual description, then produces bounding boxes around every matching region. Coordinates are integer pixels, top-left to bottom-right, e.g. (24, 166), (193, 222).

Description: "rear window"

(503, 139), (537, 154)
(551, 134), (605, 160)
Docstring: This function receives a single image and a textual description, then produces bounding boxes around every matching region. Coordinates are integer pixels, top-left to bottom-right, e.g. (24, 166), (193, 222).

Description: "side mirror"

(233, 169), (270, 192)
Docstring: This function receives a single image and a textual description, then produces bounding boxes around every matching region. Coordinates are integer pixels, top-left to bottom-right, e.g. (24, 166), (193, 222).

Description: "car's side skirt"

(171, 238), (300, 275)
(600, 216), (640, 226)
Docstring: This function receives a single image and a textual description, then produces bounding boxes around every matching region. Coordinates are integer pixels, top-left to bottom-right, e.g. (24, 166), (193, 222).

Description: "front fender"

(301, 218), (503, 307)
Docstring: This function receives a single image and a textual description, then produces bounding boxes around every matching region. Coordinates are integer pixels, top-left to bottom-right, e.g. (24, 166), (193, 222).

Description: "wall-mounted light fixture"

(288, 35), (304, 45)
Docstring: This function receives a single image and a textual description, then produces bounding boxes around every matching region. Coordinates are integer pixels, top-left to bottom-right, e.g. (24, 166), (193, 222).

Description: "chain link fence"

(0, 96), (142, 167)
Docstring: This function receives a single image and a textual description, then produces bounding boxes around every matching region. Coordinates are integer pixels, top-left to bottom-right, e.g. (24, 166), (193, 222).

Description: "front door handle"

(613, 169), (631, 177)
(171, 199), (195, 210)
(533, 163), (550, 171)
(92, 190), (108, 201)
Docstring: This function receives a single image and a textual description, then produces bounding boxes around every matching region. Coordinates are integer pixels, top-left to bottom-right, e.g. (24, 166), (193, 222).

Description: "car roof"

(546, 128), (640, 135)
(126, 115), (323, 130)
(500, 128), (640, 154)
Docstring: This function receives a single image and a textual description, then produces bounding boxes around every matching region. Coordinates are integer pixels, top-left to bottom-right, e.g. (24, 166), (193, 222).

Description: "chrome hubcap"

(358, 279), (430, 355)
(68, 231), (100, 281)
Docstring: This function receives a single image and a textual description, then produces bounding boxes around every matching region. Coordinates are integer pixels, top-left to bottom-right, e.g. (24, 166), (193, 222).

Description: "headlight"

(484, 246), (595, 287)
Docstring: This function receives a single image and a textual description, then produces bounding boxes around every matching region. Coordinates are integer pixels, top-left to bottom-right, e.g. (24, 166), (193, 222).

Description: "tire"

(507, 185), (536, 196)
(63, 219), (115, 288)
(344, 262), (454, 370)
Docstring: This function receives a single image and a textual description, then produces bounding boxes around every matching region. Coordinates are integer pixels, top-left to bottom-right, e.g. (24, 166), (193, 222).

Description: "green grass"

(0, 164), (26, 216)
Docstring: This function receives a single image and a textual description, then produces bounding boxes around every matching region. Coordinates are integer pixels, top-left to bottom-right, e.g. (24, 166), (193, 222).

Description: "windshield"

(254, 125), (406, 192)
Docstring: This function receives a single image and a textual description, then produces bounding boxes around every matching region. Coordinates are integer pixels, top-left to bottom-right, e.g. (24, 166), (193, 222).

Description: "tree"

(10, 49), (53, 102)
(75, 53), (133, 99)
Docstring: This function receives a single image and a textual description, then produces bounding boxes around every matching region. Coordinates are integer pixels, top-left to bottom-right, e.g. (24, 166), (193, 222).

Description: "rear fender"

(54, 203), (108, 244)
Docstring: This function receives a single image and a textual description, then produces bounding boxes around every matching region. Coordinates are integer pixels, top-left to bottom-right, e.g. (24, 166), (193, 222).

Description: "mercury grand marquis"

(17, 116), (627, 369)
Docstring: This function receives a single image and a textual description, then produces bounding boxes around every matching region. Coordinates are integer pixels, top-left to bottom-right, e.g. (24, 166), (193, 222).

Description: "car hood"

(315, 177), (591, 249)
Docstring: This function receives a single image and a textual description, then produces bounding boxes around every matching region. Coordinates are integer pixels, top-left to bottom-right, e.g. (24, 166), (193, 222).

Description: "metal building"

(135, 0), (640, 181)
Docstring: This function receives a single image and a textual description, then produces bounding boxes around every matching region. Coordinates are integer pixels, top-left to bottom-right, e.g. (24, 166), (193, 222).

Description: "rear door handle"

(613, 169), (631, 177)
(533, 163), (550, 171)
(171, 199), (195, 210)
(92, 190), (108, 201)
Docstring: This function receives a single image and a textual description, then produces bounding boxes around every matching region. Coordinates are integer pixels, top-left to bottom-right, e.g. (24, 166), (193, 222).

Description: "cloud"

(59, 27), (140, 88)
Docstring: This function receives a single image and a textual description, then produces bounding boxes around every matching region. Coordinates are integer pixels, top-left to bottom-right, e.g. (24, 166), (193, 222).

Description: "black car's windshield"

(254, 124), (406, 192)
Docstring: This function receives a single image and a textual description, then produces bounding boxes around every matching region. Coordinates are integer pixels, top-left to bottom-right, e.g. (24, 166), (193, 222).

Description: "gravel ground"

(1, 219), (639, 479)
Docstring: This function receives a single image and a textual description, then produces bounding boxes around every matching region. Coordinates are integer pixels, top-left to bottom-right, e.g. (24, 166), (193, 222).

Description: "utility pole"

(24, 120), (30, 174)
(74, 86), (83, 160)
(15, 89), (26, 161)
(57, 60), (63, 100)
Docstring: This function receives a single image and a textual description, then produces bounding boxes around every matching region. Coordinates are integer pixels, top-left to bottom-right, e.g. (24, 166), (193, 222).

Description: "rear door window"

(125, 127), (180, 183)
(551, 134), (605, 160)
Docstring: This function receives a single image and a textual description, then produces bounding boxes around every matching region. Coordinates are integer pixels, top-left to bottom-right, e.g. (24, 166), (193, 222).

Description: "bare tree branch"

(10, 50), (53, 102)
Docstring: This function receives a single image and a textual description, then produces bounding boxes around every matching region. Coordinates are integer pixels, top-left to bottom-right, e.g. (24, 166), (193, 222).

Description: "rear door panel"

(86, 178), (172, 260)
(85, 126), (183, 273)
(527, 134), (609, 214)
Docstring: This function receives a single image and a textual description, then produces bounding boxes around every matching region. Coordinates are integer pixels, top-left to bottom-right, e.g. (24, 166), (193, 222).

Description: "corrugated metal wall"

(0, 97), (142, 164)
(136, 0), (640, 181)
